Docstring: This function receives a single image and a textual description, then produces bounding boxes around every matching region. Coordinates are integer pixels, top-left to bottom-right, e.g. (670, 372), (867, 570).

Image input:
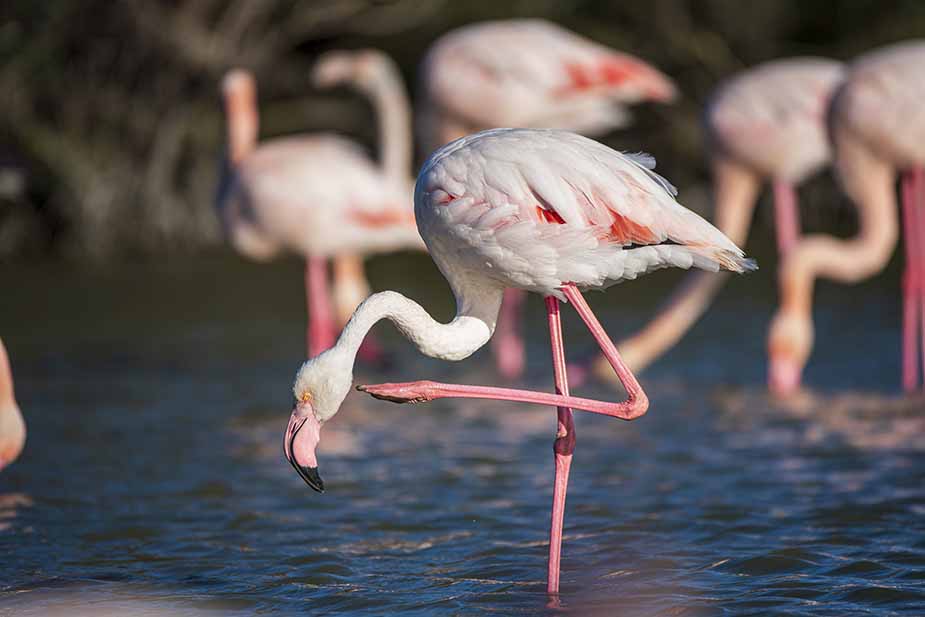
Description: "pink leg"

(306, 258), (336, 357)
(914, 167), (925, 390)
(773, 180), (800, 256)
(492, 288), (526, 380)
(901, 171), (920, 392)
(360, 284), (649, 420)
(545, 296), (575, 595)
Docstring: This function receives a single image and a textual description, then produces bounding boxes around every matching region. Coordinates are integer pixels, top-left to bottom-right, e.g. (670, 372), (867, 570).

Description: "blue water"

(1, 249), (924, 615)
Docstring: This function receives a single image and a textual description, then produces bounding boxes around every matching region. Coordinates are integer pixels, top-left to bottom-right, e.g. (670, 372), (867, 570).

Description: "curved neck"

(615, 156), (760, 371)
(779, 128), (899, 317)
(224, 85), (258, 165)
(336, 283), (503, 365)
(0, 338), (14, 406)
(365, 60), (413, 182)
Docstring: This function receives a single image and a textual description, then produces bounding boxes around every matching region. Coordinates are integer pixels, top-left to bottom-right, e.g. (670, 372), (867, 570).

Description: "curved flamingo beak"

(284, 403), (324, 493)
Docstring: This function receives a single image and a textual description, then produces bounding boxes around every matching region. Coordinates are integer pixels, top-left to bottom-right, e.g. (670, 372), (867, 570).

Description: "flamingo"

(592, 58), (844, 381)
(282, 129), (755, 593)
(769, 41), (925, 395)
(0, 338), (25, 472)
(217, 54), (422, 359)
(419, 18), (678, 380)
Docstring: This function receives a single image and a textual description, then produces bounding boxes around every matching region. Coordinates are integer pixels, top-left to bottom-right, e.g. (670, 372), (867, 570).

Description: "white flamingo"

(769, 41), (925, 394)
(217, 53), (422, 358)
(596, 58), (845, 382)
(281, 129), (755, 594)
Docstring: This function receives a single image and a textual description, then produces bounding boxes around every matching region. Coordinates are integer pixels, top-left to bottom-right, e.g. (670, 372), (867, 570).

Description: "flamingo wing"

(422, 19), (675, 131)
(418, 129), (754, 295)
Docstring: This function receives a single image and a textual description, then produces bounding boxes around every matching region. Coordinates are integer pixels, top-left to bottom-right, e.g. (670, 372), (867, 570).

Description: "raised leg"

(492, 288), (526, 380)
(306, 257), (336, 357)
(545, 296), (575, 595)
(360, 284), (649, 420)
(901, 171), (920, 392)
(773, 180), (800, 257)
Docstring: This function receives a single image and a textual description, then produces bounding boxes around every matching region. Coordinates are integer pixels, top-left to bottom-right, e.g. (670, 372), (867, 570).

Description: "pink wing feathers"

(422, 19), (676, 132)
(418, 129), (754, 293)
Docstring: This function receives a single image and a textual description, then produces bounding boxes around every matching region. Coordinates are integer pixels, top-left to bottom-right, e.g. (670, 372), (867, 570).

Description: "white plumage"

(419, 19), (677, 149)
(416, 129), (755, 299)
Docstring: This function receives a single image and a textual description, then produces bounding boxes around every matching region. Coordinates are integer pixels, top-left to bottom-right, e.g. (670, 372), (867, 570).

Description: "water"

(1, 247), (924, 615)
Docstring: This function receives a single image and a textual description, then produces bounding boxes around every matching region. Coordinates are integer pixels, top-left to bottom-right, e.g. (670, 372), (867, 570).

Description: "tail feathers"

(685, 244), (757, 273)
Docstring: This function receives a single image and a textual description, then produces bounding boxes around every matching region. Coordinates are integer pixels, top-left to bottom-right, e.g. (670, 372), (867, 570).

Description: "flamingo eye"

(299, 391), (313, 404)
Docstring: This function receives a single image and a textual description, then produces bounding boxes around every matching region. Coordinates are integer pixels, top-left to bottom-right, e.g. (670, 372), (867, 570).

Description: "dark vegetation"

(1, 0), (922, 259)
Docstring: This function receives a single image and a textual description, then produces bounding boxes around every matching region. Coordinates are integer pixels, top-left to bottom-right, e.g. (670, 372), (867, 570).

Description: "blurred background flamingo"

(217, 54), (423, 359)
(0, 338), (25, 472)
(418, 18), (678, 379)
(592, 58), (845, 383)
(769, 40), (925, 395)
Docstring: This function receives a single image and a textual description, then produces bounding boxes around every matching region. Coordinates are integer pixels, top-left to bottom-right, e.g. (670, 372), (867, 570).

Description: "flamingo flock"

(211, 24), (925, 596)
(5, 17), (924, 603)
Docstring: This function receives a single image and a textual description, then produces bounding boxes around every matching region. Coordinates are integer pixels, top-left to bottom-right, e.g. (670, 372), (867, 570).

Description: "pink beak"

(284, 403), (324, 493)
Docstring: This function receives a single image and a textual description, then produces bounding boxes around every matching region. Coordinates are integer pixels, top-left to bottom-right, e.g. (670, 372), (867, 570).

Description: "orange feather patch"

(349, 209), (415, 229)
(606, 210), (658, 245)
(536, 206), (566, 224)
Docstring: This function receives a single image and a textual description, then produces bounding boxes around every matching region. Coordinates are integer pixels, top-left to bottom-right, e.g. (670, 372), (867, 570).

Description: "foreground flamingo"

(283, 129), (755, 593)
(419, 18), (678, 379)
(218, 58), (421, 358)
(769, 41), (925, 394)
(0, 338), (25, 471)
(595, 58), (844, 380)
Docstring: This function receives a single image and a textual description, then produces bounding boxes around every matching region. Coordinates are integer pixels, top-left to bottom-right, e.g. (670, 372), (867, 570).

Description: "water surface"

(1, 248), (924, 615)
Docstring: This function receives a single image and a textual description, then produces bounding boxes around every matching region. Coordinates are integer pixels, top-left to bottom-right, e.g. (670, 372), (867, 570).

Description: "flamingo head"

(767, 310), (813, 397)
(284, 350), (353, 493)
(312, 49), (394, 92)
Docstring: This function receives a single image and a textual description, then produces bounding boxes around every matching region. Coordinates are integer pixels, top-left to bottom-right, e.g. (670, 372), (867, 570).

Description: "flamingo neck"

(335, 283), (503, 365)
(0, 339), (13, 407)
(224, 86), (258, 165)
(365, 59), (413, 182)
(779, 128), (899, 318)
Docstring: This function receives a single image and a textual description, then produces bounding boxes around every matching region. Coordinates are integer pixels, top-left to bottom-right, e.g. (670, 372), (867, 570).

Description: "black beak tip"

(298, 465), (325, 493)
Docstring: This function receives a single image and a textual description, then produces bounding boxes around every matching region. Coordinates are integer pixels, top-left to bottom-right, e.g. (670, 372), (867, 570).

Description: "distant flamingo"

(218, 59), (422, 358)
(0, 338), (25, 471)
(282, 129), (755, 594)
(593, 58), (844, 380)
(769, 42), (925, 394)
(419, 18), (678, 379)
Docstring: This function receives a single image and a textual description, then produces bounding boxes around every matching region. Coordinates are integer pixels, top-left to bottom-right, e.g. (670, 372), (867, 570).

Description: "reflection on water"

(1, 250), (924, 614)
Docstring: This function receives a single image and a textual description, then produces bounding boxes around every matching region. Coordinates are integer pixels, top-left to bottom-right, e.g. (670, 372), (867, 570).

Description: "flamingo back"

(416, 129), (753, 297)
(420, 19), (676, 138)
(229, 135), (421, 258)
(708, 58), (845, 182)
(833, 40), (925, 168)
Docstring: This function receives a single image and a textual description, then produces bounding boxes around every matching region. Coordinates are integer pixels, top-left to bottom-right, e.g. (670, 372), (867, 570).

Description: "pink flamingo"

(419, 18), (678, 379)
(282, 129), (755, 593)
(218, 55), (422, 359)
(592, 58), (844, 380)
(769, 41), (925, 395)
(0, 338), (25, 472)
